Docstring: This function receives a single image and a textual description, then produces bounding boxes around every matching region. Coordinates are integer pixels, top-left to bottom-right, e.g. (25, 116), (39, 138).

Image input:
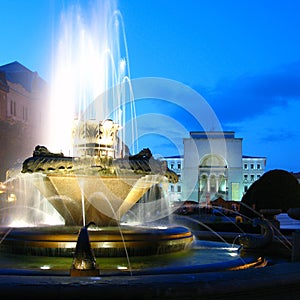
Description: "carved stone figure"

(33, 145), (64, 157)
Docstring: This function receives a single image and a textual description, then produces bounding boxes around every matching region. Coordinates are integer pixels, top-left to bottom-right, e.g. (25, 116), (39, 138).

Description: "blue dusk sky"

(0, 0), (300, 172)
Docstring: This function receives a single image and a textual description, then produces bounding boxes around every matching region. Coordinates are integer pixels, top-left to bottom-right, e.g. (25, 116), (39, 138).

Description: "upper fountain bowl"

(18, 120), (178, 226)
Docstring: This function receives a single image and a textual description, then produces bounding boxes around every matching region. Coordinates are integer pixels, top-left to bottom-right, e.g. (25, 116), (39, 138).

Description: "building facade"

(183, 131), (243, 203)
(0, 62), (48, 180)
(163, 155), (183, 202)
(0, 72), (9, 121)
(164, 131), (267, 204)
(242, 155), (267, 194)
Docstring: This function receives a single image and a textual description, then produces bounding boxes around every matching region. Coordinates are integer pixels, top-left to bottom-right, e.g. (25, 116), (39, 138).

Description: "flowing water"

(48, 0), (137, 157)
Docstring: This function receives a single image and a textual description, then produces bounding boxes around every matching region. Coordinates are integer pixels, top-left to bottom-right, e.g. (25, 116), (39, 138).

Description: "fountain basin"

(0, 238), (265, 275)
(0, 225), (194, 257)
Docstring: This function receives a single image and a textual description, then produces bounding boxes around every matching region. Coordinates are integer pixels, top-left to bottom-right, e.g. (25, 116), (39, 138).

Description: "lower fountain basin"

(0, 238), (265, 276)
(0, 225), (194, 257)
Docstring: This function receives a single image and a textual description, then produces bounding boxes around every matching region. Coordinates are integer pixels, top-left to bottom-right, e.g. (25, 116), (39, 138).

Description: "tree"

(240, 169), (300, 218)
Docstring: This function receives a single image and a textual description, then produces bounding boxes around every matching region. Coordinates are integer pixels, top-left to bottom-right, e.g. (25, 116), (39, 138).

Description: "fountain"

(0, 0), (194, 259)
(1, 0), (300, 298)
(1, 122), (194, 257)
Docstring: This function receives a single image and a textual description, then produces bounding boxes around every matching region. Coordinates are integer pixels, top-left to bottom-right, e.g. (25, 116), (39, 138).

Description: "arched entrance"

(198, 154), (228, 203)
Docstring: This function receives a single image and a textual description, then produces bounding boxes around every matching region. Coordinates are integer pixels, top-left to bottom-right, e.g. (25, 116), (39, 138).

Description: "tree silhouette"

(240, 169), (300, 218)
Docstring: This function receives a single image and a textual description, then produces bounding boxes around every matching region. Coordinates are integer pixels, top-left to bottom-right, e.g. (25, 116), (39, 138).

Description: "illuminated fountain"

(0, 116), (193, 258)
(0, 0), (271, 282)
(0, 0), (193, 260)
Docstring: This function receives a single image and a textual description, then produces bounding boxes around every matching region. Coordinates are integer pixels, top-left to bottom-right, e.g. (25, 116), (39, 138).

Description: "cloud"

(202, 62), (300, 171)
(122, 71), (300, 169)
(225, 100), (300, 171)
(260, 130), (296, 144)
(195, 61), (300, 124)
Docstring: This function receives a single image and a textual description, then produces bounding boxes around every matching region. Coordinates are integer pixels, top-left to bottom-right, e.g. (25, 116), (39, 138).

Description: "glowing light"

(117, 266), (128, 270)
(58, 242), (77, 249)
(0, 182), (6, 194)
(220, 246), (239, 251)
(40, 265), (51, 270)
(228, 252), (239, 257)
(7, 193), (16, 202)
(155, 226), (168, 230)
(88, 227), (102, 231)
(220, 246), (239, 257)
(120, 221), (141, 226)
(42, 215), (65, 226)
(145, 225), (168, 230)
(101, 242), (112, 248)
(9, 220), (33, 228)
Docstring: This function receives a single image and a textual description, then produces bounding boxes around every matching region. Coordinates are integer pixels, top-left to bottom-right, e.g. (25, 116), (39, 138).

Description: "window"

(177, 185), (181, 193)
(10, 101), (17, 116)
(170, 185), (174, 192)
(250, 175), (255, 181)
(257, 164), (261, 169)
(177, 163), (181, 169)
(23, 106), (28, 121)
(244, 174), (248, 181)
(257, 175), (261, 179)
(170, 163), (174, 169)
(250, 164), (254, 169)
(244, 164), (248, 169)
(244, 186), (248, 193)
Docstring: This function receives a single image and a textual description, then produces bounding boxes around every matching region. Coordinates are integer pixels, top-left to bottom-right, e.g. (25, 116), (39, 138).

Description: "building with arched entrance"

(182, 131), (244, 203)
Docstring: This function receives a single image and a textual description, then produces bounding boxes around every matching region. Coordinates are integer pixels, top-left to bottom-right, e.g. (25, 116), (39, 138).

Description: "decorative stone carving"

(33, 145), (64, 157)
(22, 146), (178, 183)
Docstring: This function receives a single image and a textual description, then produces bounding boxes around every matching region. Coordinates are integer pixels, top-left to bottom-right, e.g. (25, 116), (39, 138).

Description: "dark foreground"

(0, 261), (300, 300)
